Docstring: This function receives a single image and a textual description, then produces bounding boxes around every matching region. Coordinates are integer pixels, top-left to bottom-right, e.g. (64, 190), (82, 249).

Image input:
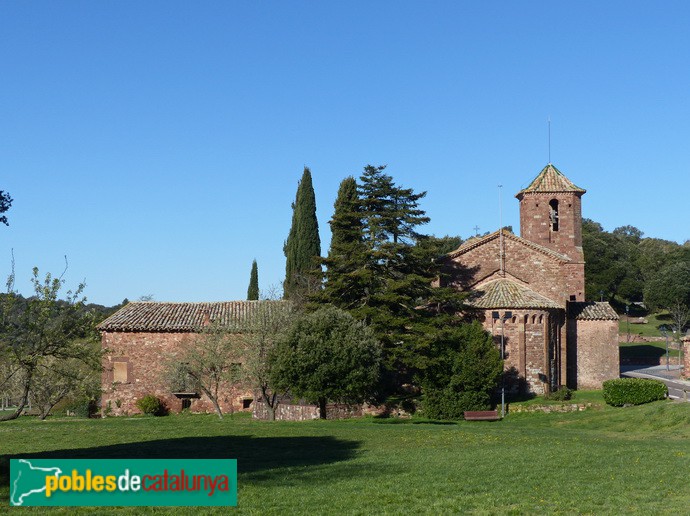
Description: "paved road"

(621, 365), (690, 401)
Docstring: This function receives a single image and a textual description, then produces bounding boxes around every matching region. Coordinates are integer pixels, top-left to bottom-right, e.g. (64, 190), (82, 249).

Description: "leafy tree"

(582, 220), (642, 302)
(0, 268), (100, 421)
(644, 261), (690, 365)
(239, 298), (295, 421)
(319, 165), (468, 392)
(283, 167), (321, 302)
(29, 352), (100, 420)
(165, 321), (243, 419)
(421, 321), (503, 420)
(247, 259), (259, 301)
(0, 191), (12, 226)
(270, 306), (381, 419)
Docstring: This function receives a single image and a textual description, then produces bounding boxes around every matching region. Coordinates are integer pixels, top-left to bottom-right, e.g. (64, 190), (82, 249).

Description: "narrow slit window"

(549, 199), (559, 231)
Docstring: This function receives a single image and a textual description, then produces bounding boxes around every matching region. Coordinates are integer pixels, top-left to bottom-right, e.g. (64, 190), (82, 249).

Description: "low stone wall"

(253, 401), (362, 421)
(508, 403), (593, 414)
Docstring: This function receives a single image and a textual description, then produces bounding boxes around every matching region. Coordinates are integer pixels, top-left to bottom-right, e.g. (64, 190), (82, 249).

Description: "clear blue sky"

(2, 2), (689, 306)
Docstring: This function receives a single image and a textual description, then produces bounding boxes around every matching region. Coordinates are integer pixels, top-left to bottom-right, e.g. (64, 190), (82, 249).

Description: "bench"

(463, 410), (501, 421)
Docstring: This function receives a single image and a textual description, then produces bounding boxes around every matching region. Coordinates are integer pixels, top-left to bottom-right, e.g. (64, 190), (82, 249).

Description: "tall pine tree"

(322, 165), (468, 391)
(320, 177), (368, 308)
(247, 259), (259, 301)
(283, 167), (321, 302)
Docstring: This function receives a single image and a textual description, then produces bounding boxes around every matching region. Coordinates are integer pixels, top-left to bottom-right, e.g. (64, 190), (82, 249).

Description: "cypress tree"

(283, 167), (321, 301)
(247, 259), (259, 301)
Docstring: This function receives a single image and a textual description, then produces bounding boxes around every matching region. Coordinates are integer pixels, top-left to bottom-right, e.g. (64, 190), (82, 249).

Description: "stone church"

(98, 162), (619, 416)
(441, 163), (619, 394)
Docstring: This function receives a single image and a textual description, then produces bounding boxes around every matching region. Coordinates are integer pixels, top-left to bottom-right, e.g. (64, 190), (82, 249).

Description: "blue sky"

(2, 2), (689, 306)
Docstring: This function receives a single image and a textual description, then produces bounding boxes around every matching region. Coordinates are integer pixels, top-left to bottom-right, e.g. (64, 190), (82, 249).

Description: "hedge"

(602, 378), (667, 407)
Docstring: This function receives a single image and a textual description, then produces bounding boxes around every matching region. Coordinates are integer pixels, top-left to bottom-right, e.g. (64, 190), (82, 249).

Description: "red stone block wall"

(483, 309), (563, 395)
(101, 331), (253, 416)
(683, 337), (690, 379)
(451, 236), (584, 305)
(566, 319), (619, 389)
(518, 192), (584, 260)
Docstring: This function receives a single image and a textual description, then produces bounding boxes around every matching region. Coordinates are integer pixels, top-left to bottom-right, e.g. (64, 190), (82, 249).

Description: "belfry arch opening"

(549, 199), (559, 231)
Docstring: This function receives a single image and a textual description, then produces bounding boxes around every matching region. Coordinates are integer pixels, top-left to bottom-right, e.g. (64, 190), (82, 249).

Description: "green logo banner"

(9, 459), (237, 507)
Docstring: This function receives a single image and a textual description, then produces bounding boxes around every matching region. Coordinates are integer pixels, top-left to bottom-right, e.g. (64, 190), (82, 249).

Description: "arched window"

(539, 315), (543, 324)
(549, 199), (559, 231)
(531, 315), (537, 324)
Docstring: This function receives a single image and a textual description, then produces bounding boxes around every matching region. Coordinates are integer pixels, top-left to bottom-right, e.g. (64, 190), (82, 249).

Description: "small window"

(538, 315), (543, 324)
(549, 199), (559, 231)
(570, 295), (576, 301)
(242, 398), (253, 409)
(113, 362), (128, 383)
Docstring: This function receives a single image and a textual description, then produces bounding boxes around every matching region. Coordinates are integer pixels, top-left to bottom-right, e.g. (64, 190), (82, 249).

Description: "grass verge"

(1, 404), (690, 514)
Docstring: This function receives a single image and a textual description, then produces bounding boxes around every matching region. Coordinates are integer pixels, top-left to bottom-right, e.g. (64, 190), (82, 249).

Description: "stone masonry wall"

(518, 192), (584, 262)
(451, 236), (584, 306)
(683, 337), (690, 379)
(253, 401), (362, 421)
(568, 319), (619, 389)
(101, 331), (253, 416)
(482, 309), (561, 395)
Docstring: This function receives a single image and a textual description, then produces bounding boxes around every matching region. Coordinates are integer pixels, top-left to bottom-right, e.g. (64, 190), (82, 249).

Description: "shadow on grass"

(0, 435), (362, 490)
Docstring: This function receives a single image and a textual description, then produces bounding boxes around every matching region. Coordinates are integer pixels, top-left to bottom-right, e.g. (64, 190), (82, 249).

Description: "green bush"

(545, 387), (573, 401)
(602, 378), (667, 407)
(423, 389), (491, 420)
(64, 397), (98, 418)
(135, 395), (167, 416)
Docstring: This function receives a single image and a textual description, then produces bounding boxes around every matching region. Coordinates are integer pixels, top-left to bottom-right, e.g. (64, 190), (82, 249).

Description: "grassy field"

(2, 403), (690, 514)
(619, 311), (674, 339)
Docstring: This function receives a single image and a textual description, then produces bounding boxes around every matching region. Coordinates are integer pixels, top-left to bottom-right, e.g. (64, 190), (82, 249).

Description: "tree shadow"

(1, 434), (363, 490)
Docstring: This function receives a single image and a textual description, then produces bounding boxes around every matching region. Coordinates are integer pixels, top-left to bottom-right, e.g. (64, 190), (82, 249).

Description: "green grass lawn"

(2, 404), (690, 514)
(619, 311), (675, 339)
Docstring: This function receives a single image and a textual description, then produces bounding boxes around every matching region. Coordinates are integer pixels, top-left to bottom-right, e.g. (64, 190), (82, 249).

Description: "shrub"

(136, 395), (167, 416)
(421, 321), (502, 420)
(423, 389), (491, 421)
(602, 378), (667, 407)
(545, 387), (573, 401)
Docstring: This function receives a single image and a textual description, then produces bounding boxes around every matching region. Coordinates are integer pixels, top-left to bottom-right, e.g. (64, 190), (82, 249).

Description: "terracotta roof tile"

(517, 164), (586, 196)
(568, 302), (619, 321)
(97, 301), (289, 332)
(466, 279), (561, 309)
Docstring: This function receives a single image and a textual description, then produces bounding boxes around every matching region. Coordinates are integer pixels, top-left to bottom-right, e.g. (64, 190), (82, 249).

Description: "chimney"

(202, 309), (211, 327)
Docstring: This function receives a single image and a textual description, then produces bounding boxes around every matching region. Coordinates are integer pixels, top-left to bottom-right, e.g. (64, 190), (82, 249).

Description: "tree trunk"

(318, 397), (327, 419)
(0, 372), (31, 422)
(198, 384), (223, 419)
(262, 388), (277, 421)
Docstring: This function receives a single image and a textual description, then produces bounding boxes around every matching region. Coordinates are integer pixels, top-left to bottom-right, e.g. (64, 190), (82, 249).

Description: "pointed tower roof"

(516, 163), (586, 198)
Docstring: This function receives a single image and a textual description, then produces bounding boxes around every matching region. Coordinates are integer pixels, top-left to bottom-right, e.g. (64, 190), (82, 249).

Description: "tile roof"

(568, 302), (619, 321)
(97, 301), (290, 332)
(466, 279), (562, 309)
(516, 163), (586, 196)
(446, 229), (571, 263)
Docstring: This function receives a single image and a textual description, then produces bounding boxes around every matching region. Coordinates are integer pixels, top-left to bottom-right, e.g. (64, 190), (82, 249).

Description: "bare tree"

(240, 289), (295, 421)
(165, 321), (243, 420)
(0, 267), (99, 422)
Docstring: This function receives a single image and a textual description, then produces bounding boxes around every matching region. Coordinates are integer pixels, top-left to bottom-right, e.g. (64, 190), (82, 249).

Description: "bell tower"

(516, 163), (586, 262)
